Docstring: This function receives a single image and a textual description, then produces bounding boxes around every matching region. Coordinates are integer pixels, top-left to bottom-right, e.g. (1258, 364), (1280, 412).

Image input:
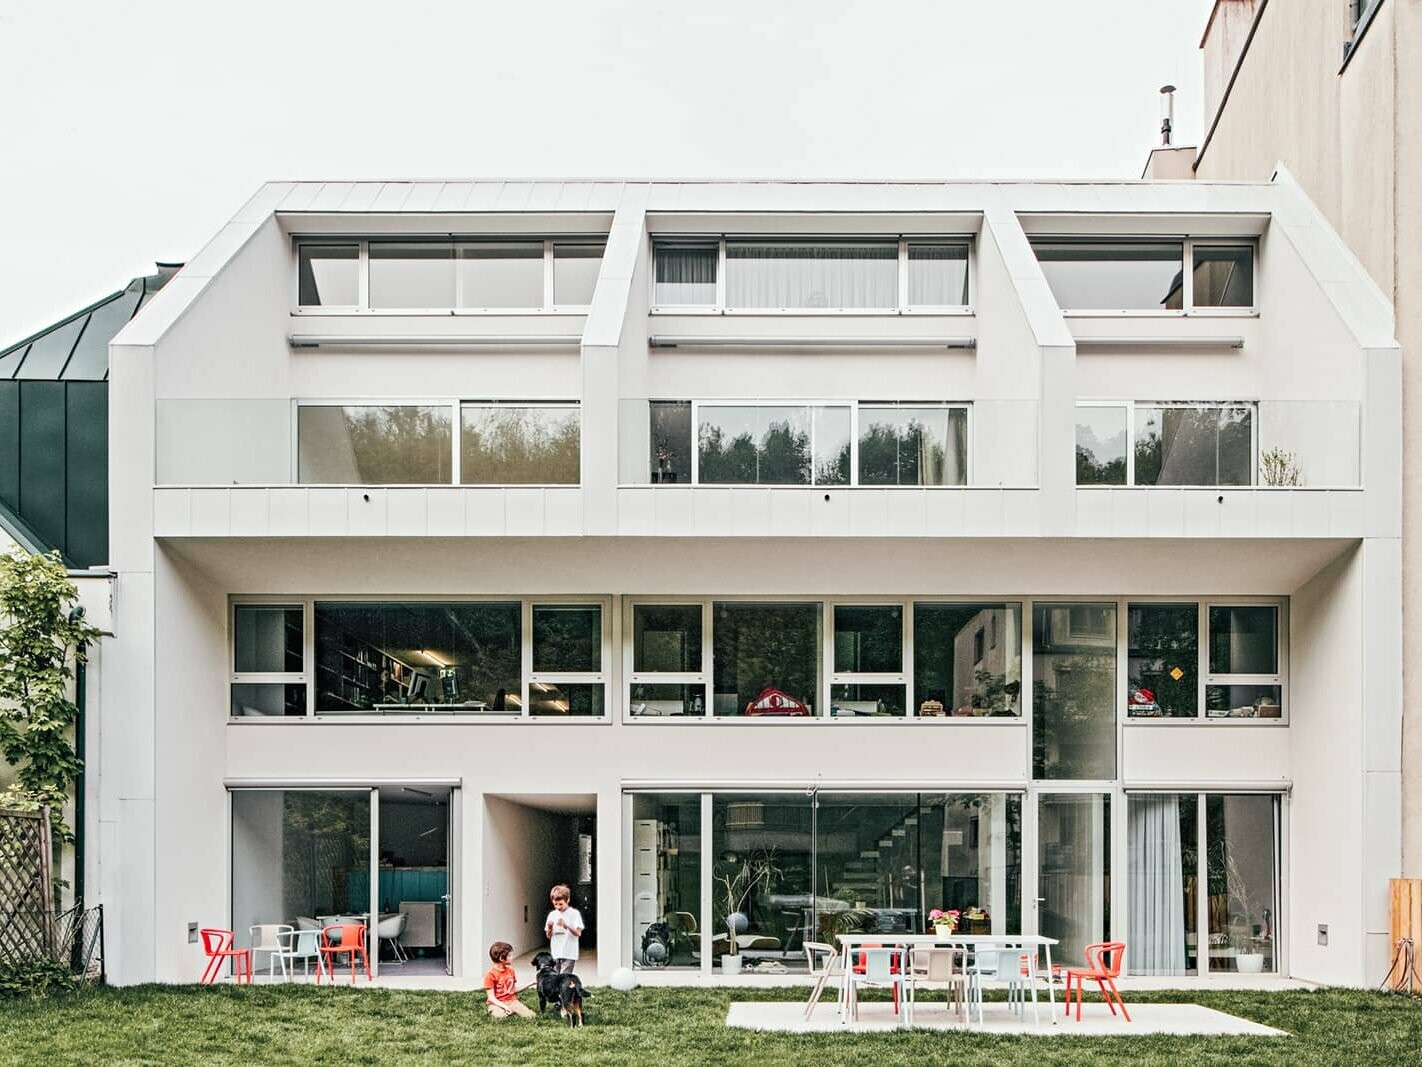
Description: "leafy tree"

(0, 550), (101, 841)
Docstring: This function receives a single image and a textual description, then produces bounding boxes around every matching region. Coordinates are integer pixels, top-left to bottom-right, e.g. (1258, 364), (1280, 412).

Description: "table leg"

(1045, 943), (1056, 1022)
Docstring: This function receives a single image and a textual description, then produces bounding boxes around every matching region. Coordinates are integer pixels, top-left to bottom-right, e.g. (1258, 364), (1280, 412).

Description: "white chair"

(966, 945), (1039, 1025)
(273, 927), (325, 981)
(802, 941), (844, 1020)
(845, 946), (909, 1027)
(377, 911), (409, 964)
(249, 924), (293, 979)
(909, 947), (968, 1019)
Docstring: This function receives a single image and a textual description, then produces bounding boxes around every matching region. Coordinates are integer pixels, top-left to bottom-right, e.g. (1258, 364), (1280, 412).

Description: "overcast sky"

(0, 0), (1213, 344)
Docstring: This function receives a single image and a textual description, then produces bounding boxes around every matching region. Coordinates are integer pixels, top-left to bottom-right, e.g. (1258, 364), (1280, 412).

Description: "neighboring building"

(0, 264), (174, 900)
(100, 177), (1398, 988)
(1170, 0), (1419, 963)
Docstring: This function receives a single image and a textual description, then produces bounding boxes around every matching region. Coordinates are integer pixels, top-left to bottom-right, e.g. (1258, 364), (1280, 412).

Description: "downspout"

(70, 606), (87, 906)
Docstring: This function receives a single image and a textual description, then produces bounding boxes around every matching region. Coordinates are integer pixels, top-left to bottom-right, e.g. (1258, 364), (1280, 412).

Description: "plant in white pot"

(1223, 850), (1267, 974)
(713, 848), (781, 976)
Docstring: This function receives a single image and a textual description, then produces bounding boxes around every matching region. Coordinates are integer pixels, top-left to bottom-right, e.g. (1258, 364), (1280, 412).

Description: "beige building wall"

(1195, 0), (1422, 878)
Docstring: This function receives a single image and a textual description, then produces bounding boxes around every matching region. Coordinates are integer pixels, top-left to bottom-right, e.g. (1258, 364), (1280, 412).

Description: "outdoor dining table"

(834, 933), (1061, 1026)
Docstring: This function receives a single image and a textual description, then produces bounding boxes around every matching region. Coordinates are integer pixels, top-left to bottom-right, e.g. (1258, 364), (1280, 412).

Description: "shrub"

(0, 959), (80, 1000)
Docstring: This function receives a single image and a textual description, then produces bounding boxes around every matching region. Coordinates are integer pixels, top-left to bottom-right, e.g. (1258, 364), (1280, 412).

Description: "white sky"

(0, 0), (1214, 344)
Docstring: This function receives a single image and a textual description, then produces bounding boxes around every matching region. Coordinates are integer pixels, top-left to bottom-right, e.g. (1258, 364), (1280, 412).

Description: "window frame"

(1031, 236), (1256, 317)
(651, 399), (972, 488)
(229, 594), (611, 722)
(1075, 400), (1258, 488)
(829, 602), (909, 717)
(649, 236), (975, 314)
(292, 237), (605, 314)
(229, 601), (310, 717)
(292, 397), (582, 487)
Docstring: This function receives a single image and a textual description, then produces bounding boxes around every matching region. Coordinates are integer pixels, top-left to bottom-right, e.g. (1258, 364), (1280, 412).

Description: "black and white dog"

(531, 951), (589, 1027)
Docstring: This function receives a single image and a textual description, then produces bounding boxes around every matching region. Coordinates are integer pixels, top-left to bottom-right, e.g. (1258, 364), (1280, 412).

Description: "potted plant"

(713, 849), (781, 976)
(1222, 849), (1266, 973)
(928, 907), (962, 938)
(1232, 933), (1265, 974)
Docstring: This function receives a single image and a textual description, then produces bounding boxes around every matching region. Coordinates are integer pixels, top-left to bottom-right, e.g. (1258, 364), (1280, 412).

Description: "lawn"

(0, 985), (1417, 1067)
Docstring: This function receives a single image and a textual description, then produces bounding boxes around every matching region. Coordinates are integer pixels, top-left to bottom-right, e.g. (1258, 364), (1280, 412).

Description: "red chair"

(1063, 941), (1129, 1022)
(199, 928), (252, 985)
(318, 923), (372, 985)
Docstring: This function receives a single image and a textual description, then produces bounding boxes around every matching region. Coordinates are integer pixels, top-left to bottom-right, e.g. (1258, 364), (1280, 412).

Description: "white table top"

(834, 933), (1059, 947)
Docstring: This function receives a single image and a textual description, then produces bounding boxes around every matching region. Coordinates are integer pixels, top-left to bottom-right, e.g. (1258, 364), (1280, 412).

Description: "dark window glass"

(234, 605), (303, 674)
(1033, 239), (1184, 310)
(460, 403), (579, 485)
(858, 405), (967, 486)
(629, 683), (705, 717)
(650, 401), (693, 484)
(1135, 406), (1253, 486)
(654, 242), (717, 305)
(1033, 603), (1117, 779)
(830, 683), (906, 717)
(633, 604), (703, 673)
(913, 603), (1022, 717)
(532, 604), (602, 673)
(1076, 406), (1128, 485)
(530, 681), (604, 717)
(1193, 246), (1253, 307)
(833, 605), (902, 674)
(711, 794), (812, 971)
(697, 406), (851, 486)
(632, 794), (702, 967)
(1127, 604), (1198, 718)
(230, 683), (307, 718)
(298, 244), (359, 306)
(313, 602), (521, 713)
(298, 405), (452, 484)
(712, 602), (820, 716)
(1206, 684), (1283, 718)
(1208, 606), (1278, 675)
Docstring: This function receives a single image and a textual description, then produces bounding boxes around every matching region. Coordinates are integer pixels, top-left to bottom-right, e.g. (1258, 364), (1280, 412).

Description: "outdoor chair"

(909, 947), (968, 1019)
(802, 941), (844, 1020)
(249, 924), (293, 979)
(1063, 941), (1129, 1022)
(377, 912), (409, 964)
(966, 945), (1039, 1025)
(318, 923), (372, 985)
(273, 927), (325, 981)
(845, 947), (909, 1026)
(198, 928), (252, 985)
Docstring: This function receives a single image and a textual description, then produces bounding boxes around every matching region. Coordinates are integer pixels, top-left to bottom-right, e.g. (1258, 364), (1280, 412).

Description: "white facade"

(100, 176), (1401, 988)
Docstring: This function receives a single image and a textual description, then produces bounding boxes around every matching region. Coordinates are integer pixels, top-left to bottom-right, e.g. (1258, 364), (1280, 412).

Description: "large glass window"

(297, 244), (359, 306)
(634, 604), (702, 673)
(858, 404), (968, 486)
(1076, 406), (1128, 485)
(1033, 603), (1117, 779)
(907, 243), (970, 306)
(1135, 405), (1253, 486)
(1038, 794), (1111, 965)
(230, 604), (306, 717)
(297, 405), (452, 484)
(712, 602), (820, 717)
(1128, 794), (1198, 975)
(697, 405), (850, 486)
(552, 243), (605, 306)
(1207, 795), (1279, 973)
(653, 241), (718, 306)
(369, 242), (455, 308)
(455, 243), (543, 308)
(914, 603), (1022, 717)
(649, 400), (693, 484)
(725, 242), (898, 309)
(530, 604), (605, 717)
(831, 605), (906, 718)
(633, 794), (702, 968)
(1192, 246), (1254, 308)
(1206, 606), (1282, 718)
(459, 403), (579, 485)
(1127, 604), (1198, 718)
(314, 602), (521, 714)
(1033, 239), (1184, 310)
(712, 794), (812, 971)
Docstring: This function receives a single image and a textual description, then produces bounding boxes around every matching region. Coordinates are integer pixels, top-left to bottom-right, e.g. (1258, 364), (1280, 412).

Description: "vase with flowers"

(928, 908), (961, 939)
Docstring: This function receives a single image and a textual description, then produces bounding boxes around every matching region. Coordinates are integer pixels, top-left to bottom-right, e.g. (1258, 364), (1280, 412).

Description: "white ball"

(609, 966), (637, 992)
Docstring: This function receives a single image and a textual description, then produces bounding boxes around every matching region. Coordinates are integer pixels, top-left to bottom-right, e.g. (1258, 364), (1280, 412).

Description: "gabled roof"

(0, 263), (182, 382)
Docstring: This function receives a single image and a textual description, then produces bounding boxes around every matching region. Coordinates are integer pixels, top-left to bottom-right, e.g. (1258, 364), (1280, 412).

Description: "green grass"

(0, 985), (1417, 1066)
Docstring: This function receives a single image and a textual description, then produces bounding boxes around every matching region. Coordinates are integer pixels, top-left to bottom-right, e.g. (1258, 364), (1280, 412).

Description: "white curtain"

(1128, 794), (1187, 975)
(725, 243), (897, 309)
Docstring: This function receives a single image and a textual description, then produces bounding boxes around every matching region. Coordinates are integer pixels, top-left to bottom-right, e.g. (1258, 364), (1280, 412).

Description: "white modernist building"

(99, 176), (1401, 989)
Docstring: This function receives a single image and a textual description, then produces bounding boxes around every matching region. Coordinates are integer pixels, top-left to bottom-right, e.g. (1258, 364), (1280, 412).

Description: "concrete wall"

(482, 797), (576, 960)
(1196, 0), (1421, 882)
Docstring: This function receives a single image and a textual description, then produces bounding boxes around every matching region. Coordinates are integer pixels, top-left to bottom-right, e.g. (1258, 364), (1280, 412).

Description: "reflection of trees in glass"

(533, 606), (601, 673)
(1127, 604), (1197, 717)
(1076, 445), (1126, 485)
(913, 605), (1021, 716)
(834, 606), (901, 673)
(858, 409), (963, 486)
(1135, 407), (1253, 486)
(1032, 605), (1116, 779)
(343, 407), (451, 483)
(461, 407), (579, 484)
(697, 410), (851, 485)
(282, 791), (370, 915)
(714, 603), (819, 711)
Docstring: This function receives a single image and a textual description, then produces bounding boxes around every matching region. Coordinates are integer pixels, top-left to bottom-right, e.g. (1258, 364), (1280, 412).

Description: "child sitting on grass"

(483, 941), (533, 1018)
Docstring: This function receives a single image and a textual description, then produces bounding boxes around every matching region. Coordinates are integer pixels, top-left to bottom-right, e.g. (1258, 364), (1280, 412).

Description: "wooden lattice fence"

(0, 806), (54, 964)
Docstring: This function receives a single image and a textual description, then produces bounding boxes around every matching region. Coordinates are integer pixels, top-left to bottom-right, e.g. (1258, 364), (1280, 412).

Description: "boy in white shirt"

(544, 883), (584, 974)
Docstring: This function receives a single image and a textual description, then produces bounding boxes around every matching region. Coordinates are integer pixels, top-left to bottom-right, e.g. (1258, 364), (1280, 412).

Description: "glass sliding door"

(921, 794), (1022, 935)
(1207, 794), (1280, 973)
(814, 794), (921, 937)
(711, 794), (812, 972)
(631, 794), (702, 969)
(231, 789), (374, 963)
(1037, 794), (1110, 966)
(1128, 793), (1198, 975)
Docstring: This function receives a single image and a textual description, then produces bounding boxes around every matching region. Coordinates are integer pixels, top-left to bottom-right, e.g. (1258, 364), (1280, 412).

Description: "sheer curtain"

(1128, 794), (1187, 975)
(654, 245), (717, 305)
(726, 243), (897, 308)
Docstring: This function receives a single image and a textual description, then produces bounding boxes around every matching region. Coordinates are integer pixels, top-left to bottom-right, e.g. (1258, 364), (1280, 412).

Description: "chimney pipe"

(1159, 84), (1176, 147)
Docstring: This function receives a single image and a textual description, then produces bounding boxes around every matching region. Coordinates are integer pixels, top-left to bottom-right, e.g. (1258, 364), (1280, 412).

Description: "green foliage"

(0, 550), (100, 841)
(0, 958), (80, 1000)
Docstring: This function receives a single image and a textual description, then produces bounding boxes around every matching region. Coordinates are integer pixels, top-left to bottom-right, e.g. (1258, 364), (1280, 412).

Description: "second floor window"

(1031, 237), (1254, 311)
(297, 400), (579, 485)
(1076, 402), (1255, 487)
(648, 400), (968, 486)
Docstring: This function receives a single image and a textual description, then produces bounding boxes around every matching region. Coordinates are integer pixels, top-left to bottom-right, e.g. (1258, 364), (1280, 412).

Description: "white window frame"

(648, 236), (975, 314)
(624, 599), (712, 718)
(1032, 236), (1257, 317)
(229, 594), (611, 723)
(292, 237), (605, 315)
(291, 398), (581, 487)
(828, 601), (909, 717)
(1075, 400), (1258, 488)
(665, 399), (971, 488)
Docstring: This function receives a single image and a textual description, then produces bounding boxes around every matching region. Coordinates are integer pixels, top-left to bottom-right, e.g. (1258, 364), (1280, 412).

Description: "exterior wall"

(100, 178), (1401, 988)
(1195, 0), (1422, 882)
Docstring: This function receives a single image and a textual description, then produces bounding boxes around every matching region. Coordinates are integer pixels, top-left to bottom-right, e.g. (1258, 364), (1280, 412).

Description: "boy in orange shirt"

(483, 941), (533, 1018)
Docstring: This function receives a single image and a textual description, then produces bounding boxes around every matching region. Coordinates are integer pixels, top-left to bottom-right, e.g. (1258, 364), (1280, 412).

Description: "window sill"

(1124, 718), (1287, 727)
